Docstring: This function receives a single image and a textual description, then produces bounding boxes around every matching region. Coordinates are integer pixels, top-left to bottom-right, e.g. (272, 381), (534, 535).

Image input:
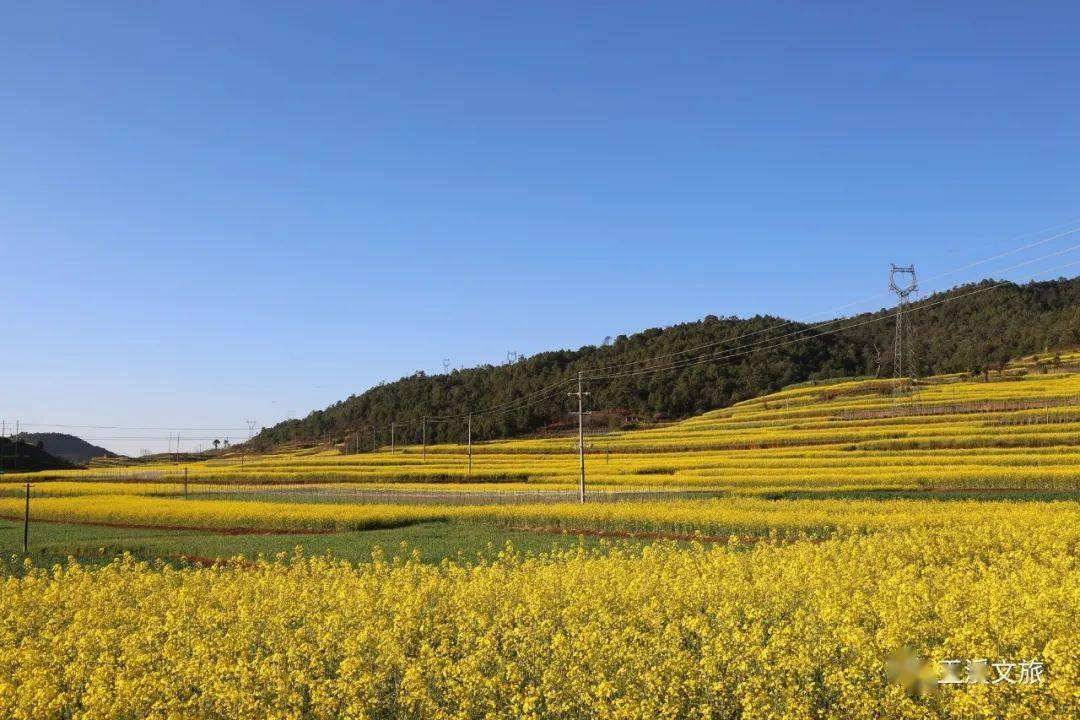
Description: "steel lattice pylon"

(889, 264), (918, 388)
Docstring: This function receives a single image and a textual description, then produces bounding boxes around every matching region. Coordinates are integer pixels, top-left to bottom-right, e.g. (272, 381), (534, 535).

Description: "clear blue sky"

(3, 2), (1078, 454)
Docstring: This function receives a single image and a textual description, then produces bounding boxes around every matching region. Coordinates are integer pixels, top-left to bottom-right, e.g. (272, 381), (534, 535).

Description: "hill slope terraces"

(10, 352), (1079, 495)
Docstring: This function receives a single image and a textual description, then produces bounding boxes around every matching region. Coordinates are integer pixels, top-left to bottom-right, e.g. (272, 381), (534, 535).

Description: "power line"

(924, 224), (1080, 285)
(586, 257), (1080, 383)
(585, 227), (1080, 376)
(18, 223), (1080, 451)
(585, 244), (1080, 381)
(376, 251), (1080, 444)
(15, 423), (249, 431)
(12, 435), (250, 442)
(426, 378), (578, 422)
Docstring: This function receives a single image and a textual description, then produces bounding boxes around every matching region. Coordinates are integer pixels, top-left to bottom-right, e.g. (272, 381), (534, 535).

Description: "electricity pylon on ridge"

(888, 264), (918, 391)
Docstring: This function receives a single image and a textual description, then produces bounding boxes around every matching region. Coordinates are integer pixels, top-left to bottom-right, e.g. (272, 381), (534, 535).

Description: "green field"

(0, 517), (639, 573)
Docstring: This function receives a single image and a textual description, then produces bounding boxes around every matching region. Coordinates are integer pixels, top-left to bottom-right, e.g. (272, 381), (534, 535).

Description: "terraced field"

(8, 353), (1078, 497)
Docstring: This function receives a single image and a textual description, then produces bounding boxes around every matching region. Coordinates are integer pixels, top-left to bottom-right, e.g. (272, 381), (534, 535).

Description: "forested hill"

(0, 437), (74, 472)
(252, 277), (1080, 449)
(16, 433), (117, 464)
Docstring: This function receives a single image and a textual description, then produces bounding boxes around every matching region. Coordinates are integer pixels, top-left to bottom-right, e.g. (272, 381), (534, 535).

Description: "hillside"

(16, 433), (117, 464)
(253, 276), (1080, 449)
(20, 351), (1078, 493)
(0, 437), (74, 473)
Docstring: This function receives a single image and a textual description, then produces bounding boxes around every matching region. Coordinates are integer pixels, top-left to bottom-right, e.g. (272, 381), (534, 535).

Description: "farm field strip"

(4, 493), (1080, 538)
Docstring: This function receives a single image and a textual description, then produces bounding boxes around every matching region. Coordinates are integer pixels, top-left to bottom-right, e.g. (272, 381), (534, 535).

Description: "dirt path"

(507, 524), (755, 544)
(0, 514), (333, 536)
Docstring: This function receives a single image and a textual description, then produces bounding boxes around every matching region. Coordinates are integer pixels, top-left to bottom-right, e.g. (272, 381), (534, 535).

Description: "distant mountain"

(253, 276), (1080, 449)
(0, 437), (75, 472)
(15, 432), (117, 464)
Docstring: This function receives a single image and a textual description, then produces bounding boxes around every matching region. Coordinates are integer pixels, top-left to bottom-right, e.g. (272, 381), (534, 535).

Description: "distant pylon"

(888, 264), (918, 387)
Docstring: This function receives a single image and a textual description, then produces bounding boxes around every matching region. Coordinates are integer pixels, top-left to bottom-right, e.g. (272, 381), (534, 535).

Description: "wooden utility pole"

(568, 371), (591, 503)
(422, 417), (427, 462)
(23, 483), (30, 553)
(371, 426), (376, 452)
(390, 423), (395, 454)
(467, 413), (473, 477)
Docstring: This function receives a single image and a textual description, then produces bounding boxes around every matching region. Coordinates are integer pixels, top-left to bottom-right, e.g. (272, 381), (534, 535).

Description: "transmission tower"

(442, 358), (451, 374)
(245, 419), (257, 441)
(888, 264), (919, 387)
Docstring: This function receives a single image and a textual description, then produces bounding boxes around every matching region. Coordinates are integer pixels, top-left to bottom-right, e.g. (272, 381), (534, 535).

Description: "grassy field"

(0, 517), (626, 571)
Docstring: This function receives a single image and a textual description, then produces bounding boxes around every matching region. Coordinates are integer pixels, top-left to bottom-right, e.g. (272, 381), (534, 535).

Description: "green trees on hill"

(252, 277), (1080, 448)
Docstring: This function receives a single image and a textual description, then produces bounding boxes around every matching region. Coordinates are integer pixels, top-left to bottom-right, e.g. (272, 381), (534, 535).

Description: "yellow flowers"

(5, 493), (1080, 538)
(7, 366), (1078, 494)
(0, 360), (1076, 717)
(3, 513), (1079, 719)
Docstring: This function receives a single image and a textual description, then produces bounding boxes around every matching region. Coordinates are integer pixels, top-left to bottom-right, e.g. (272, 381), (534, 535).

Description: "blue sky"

(3, 2), (1078, 454)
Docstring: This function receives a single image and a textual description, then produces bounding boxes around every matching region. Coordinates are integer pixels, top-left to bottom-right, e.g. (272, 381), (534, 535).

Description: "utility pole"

(327, 430), (331, 451)
(422, 416), (427, 462)
(390, 423), (395, 454)
(23, 483), (30, 553)
(889, 264), (919, 392)
(568, 371), (591, 503)
(467, 413), (473, 477)
(371, 426), (376, 452)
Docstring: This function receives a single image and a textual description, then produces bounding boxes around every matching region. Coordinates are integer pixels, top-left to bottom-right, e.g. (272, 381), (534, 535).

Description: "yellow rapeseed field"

(2, 511), (1078, 719)
(3, 492), (1079, 538)
(2, 356), (1077, 718)
(8, 361), (1077, 495)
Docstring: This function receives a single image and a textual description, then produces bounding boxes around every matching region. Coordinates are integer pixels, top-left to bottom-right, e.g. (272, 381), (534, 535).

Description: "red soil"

(508, 524), (755, 544)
